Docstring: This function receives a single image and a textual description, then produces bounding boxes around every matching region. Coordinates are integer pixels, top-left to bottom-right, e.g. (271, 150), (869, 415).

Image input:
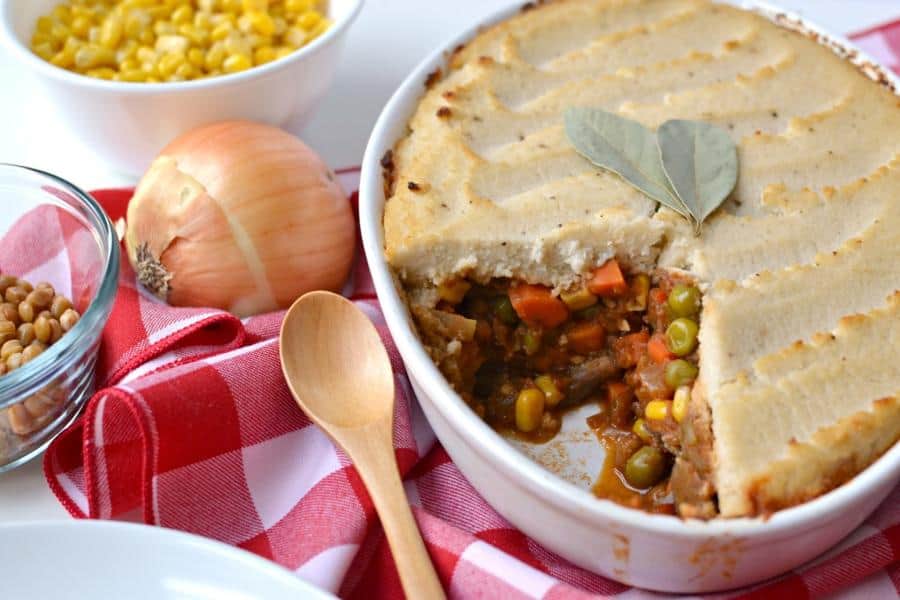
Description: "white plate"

(0, 521), (334, 600)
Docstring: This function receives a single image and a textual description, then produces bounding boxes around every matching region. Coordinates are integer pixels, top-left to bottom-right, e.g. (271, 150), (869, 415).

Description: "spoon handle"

(343, 421), (446, 599)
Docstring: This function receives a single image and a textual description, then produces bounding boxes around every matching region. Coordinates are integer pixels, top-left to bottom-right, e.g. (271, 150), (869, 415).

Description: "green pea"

(522, 329), (541, 355)
(624, 446), (667, 489)
(666, 317), (699, 356)
(667, 284), (701, 318)
(665, 359), (698, 389)
(494, 296), (519, 326)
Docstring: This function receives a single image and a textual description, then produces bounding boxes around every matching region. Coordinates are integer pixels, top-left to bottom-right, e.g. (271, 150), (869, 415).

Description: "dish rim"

(0, 0), (364, 94)
(358, 0), (900, 537)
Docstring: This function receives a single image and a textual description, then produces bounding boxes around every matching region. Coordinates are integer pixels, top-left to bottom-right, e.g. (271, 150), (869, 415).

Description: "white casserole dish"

(358, 1), (900, 593)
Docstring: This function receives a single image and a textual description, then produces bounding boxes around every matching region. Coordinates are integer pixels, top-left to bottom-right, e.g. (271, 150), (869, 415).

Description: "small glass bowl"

(0, 164), (118, 472)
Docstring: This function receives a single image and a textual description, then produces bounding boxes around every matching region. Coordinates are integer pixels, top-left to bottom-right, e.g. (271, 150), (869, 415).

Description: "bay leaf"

(657, 119), (738, 232)
(564, 107), (691, 219)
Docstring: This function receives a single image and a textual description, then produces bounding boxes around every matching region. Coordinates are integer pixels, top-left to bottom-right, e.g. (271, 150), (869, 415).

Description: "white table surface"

(0, 0), (897, 526)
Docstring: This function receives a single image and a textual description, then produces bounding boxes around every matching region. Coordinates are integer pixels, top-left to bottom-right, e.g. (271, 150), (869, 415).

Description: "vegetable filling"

(412, 259), (715, 517)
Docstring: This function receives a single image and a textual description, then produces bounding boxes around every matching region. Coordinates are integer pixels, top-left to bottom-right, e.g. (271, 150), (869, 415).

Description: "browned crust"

(746, 396), (900, 516)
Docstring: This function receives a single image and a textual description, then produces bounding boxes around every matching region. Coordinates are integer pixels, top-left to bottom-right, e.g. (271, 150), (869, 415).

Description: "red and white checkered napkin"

(41, 21), (900, 600)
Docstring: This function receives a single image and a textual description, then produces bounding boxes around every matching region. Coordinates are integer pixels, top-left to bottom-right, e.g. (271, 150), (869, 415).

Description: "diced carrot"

(567, 321), (606, 354)
(587, 259), (628, 297)
(647, 333), (675, 364)
(612, 331), (649, 368)
(508, 284), (569, 329)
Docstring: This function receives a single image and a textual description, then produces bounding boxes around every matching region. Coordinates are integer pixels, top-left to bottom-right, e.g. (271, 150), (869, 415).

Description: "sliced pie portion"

(382, 0), (900, 518)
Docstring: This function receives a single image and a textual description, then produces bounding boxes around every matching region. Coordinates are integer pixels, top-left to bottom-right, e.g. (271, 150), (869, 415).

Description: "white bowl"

(0, 0), (363, 175)
(358, 1), (900, 593)
(0, 521), (334, 599)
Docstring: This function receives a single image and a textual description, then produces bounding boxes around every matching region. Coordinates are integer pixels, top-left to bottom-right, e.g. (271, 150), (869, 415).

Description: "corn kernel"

(138, 29), (155, 45)
(86, 67), (117, 80)
(222, 53), (251, 72)
(284, 26), (306, 48)
(118, 68), (146, 81)
(52, 5), (72, 23)
(125, 11), (151, 38)
(275, 46), (293, 59)
(50, 50), (74, 68)
(297, 10), (321, 30)
(120, 57), (141, 71)
(672, 386), (690, 423)
(645, 400), (670, 421)
(285, 0), (312, 14)
(253, 45), (276, 64)
(171, 4), (193, 24)
(247, 11), (275, 35)
(205, 42), (226, 69)
(223, 33), (251, 56)
(632, 418), (653, 443)
(242, 0), (268, 11)
(157, 51), (185, 77)
(175, 62), (195, 79)
(32, 42), (56, 61)
(155, 34), (189, 54)
(116, 40), (139, 62)
(308, 18), (330, 40)
(100, 16), (123, 48)
(221, 0), (243, 13)
(75, 44), (115, 69)
(515, 388), (545, 433)
(71, 15), (92, 37)
(153, 20), (176, 36)
(136, 45), (157, 63)
(534, 375), (563, 408)
(188, 47), (205, 67)
(50, 22), (71, 44)
(210, 20), (233, 41)
(436, 280), (470, 304)
(272, 16), (287, 35)
(36, 16), (55, 34)
(198, 0), (218, 11)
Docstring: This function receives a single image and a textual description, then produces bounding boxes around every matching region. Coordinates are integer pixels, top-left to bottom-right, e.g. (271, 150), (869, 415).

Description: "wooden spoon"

(279, 291), (445, 599)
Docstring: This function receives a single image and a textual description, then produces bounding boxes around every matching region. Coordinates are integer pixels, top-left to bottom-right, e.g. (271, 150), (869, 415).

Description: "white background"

(0, 0), (897, 529)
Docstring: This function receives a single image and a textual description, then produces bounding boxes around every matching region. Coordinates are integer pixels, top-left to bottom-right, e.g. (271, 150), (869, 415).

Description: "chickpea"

(0, 321), (16, 345)
(18, 301), (35, 324)
(6, 352), (23, 371)
(60, 308), (80, 332)
(22, 341), (46, 364)
(49, 318), (63, 343)
(0, 303), (18, 324)
(33, 315), (52, 344)
(14, 279), (32, 293)
(17, 323), (35, 346)
(5, 286), (27, 304)
(0, 275), (17, 294)
(6, 404), (33, 435)
(37, 309), (51, 320)
(51, 295), (72, 319)
(26, 288), (53, 309)
(1, 339), (23, 360)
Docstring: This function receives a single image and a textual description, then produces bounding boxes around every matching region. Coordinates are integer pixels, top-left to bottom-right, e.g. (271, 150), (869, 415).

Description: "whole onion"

(125, 121), (355, 317)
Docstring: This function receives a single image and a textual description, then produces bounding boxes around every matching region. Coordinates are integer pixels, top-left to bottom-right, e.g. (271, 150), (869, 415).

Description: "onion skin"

(125, 121), (355, 317)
